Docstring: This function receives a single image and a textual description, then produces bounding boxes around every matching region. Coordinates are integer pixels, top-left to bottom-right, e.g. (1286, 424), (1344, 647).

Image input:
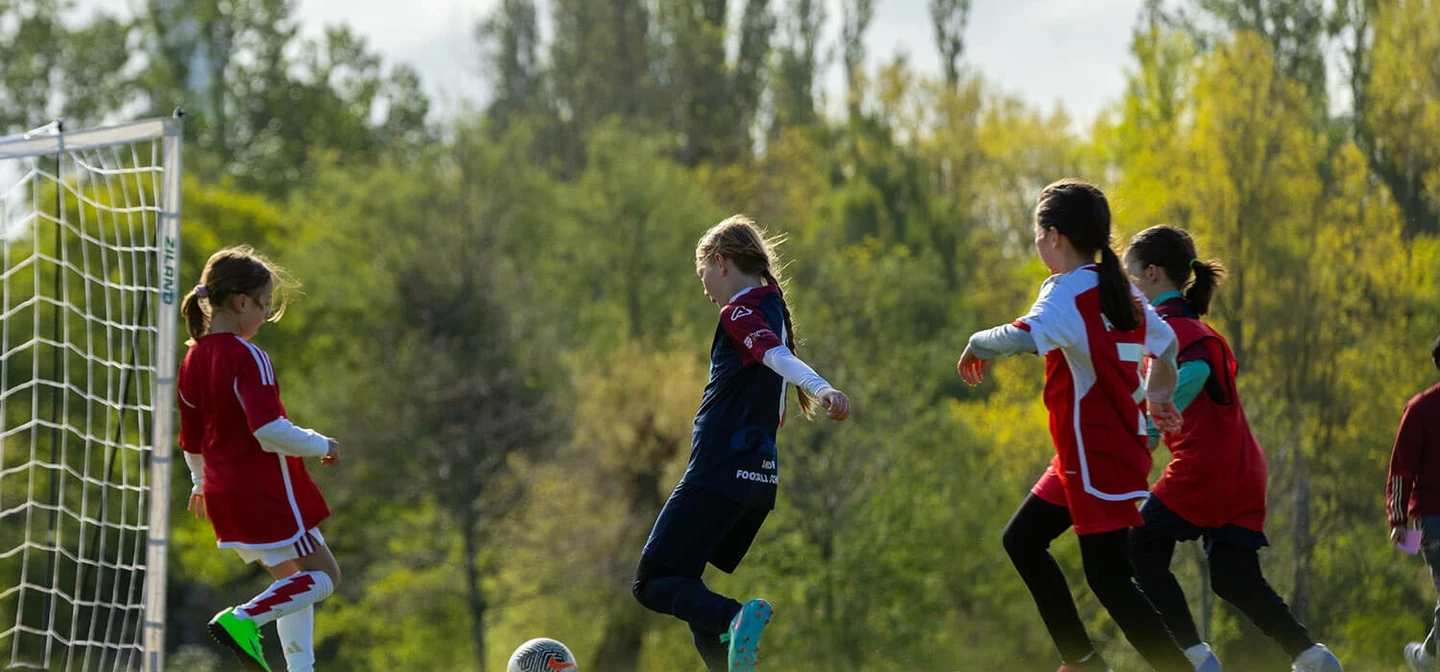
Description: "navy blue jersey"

(681, 285), (788, 509)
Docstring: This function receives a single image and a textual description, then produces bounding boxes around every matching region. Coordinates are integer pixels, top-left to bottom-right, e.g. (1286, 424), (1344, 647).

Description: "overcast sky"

(81, 0), (1146, 126)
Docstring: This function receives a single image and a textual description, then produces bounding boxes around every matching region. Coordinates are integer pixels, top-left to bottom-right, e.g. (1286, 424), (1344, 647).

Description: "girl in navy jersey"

(632, 216), (851, 672)
(178, 246), (339, 672)
(1124, 225), (1342, 672)
(958, 180), (1192, 672)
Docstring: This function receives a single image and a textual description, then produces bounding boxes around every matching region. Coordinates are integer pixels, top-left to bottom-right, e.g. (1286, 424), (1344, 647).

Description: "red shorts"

(1031, 465), (1144, 535)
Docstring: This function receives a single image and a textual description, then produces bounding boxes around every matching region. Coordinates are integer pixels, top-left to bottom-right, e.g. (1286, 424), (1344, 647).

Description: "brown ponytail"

(697, 215), (818, 418)
(181, 288), (207, 345)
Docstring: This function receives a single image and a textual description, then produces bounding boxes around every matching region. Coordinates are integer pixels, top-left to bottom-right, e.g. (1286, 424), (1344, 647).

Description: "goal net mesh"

(0, 118), (181, 671)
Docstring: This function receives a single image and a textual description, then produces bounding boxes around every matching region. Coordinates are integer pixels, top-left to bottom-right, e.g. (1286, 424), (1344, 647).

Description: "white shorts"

(233, 528), (325, 567)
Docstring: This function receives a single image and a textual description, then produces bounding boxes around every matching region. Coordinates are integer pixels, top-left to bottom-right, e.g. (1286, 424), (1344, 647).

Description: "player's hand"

(188, 493), (206, 521)
(819, 389), (851, 421)
(321, 439), (340, 466)
(1148, 400), (1184, 434)
(1393, 526), (1408, 546)
(957, 345), (989, 386)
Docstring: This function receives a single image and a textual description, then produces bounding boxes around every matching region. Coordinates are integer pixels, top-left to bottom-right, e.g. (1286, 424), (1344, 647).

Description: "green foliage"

(5, 0), (1438, 669)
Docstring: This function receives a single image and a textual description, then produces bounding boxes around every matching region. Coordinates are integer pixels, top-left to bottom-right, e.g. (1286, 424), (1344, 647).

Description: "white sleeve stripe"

(260, 349), (275, 385)
(239, 339), (274, 386)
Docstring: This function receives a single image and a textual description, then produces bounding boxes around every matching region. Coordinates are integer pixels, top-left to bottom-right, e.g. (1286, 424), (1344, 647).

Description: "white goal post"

(0, 115), (182, 671)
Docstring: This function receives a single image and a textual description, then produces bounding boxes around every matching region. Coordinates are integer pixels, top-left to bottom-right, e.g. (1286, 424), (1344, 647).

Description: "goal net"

(0, 117), (182, 671)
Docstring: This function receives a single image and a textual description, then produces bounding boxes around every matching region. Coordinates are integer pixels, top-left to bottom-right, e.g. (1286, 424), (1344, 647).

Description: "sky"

(82, 0), (1147, 126)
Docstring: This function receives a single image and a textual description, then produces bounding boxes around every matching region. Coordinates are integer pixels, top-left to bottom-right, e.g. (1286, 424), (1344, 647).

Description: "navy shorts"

(1140, 494), (1269, 556)
(642, 483), (769, 575)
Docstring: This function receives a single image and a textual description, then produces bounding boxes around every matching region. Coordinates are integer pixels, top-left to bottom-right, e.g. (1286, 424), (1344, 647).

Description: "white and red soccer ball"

(507, 638), (577, 672)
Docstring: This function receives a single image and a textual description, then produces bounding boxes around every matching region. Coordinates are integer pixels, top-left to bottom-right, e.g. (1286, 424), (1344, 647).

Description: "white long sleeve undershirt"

(253, 418), (331, 458)
(183, 452), (205, 495)
(762, 345), (834, 398)
(967, 323), (1038, 359)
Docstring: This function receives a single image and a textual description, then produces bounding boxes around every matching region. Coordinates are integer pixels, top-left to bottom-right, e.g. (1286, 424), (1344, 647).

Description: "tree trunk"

(590, 453), (665, 672)
(461, 503), (488, 672)
(1288, 440), (1312, 620)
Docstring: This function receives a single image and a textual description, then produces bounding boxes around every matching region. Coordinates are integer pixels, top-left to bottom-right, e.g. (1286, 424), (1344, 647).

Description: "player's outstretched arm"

(762, 346), (850, 421)
(959, 323), (1037, 385)
(253, 418), (333, 458)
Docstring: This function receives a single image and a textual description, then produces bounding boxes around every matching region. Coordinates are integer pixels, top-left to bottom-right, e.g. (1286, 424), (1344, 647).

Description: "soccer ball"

(507, 638), (577, 672)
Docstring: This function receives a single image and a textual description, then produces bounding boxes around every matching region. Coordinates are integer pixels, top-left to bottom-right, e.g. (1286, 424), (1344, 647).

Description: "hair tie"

(193, 285), (209, 298)
(1188, 258), (1200, 269)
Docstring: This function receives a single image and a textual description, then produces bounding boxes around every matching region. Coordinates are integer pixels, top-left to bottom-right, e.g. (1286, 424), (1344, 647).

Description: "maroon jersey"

(1389, 383), (1440, 526)
(1151, 300), (1268, 532)
(178, 333), (329, 548)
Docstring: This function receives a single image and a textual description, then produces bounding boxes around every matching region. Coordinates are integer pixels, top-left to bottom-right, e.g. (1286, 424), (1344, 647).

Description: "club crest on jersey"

(730, 306), (754, 320)
(744, 329), (773, 349)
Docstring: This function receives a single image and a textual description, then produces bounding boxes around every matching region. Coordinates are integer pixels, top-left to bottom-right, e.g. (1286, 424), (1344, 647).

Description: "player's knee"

(631, 576), (649, 607)
(1130, 560), (1169, 591)
(1127, 546), (1167, 586)
(1207, 556), (1249, 601)
(1002, 522), (1041, 561)
(1083, 561), (1131, 599)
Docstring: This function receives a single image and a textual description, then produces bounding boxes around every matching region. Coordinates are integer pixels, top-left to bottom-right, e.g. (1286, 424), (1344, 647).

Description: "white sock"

(276, 605), (315, 672)
(237, 571), (334, 627)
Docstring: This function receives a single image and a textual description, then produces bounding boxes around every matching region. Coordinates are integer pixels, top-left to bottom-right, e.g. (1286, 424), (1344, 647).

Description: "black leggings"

(633, 555), (738, 671)
(1130, 523), (1316, 658)
(1002, 493), (1191, 672)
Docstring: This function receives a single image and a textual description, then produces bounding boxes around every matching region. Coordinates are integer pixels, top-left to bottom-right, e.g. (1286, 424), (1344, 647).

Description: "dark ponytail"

(1097, 246), (1140, 331)
(1036, 179), (1140, 331)
(1123, 224), (1228, 316)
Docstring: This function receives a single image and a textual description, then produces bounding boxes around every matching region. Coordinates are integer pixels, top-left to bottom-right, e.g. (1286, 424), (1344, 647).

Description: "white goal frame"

(0, 115), (182, 672)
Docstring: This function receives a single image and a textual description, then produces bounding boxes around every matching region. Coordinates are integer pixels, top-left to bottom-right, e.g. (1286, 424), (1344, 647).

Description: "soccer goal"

(0, 116), (183, 671)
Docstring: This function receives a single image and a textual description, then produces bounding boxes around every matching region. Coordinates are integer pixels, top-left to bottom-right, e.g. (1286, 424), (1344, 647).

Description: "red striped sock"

(237, 571), (334, 627)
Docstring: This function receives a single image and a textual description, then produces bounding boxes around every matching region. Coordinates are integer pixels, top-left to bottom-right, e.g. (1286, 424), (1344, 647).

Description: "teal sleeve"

(1147, 359), (1213, 447)
(1173, 360), (1211, 413)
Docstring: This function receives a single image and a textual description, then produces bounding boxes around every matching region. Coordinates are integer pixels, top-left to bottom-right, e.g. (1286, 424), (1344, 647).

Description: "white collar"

(729, 285), (761, 303)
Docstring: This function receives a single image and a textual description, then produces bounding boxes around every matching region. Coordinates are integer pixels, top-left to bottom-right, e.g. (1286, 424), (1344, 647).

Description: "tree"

(0, 0), (132, 132)
(929, 0), (970, 90)
(839, 0), (877, 117)
(1348, 0), (1440, 236)
(771, 0), (826, 132)
(138, 0), (433, 195)
(477, 0), (543, 134)
(1157, 0), (1329, 115)
(547, 0), (656, 171)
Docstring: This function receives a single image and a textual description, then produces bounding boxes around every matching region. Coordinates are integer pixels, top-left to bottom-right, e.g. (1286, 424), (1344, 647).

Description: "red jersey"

(1388, 383), (1440, 526)
(178, 333), (329, 548)
(1151, 298), (1267, 532)
(1015, 266), (1176, 534)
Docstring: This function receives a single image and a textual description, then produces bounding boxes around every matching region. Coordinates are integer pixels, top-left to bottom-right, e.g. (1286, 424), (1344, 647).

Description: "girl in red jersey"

(178, 246), (339, 672)
(1124, 226), (1342, 672)
(958, 180), (1192, 672)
